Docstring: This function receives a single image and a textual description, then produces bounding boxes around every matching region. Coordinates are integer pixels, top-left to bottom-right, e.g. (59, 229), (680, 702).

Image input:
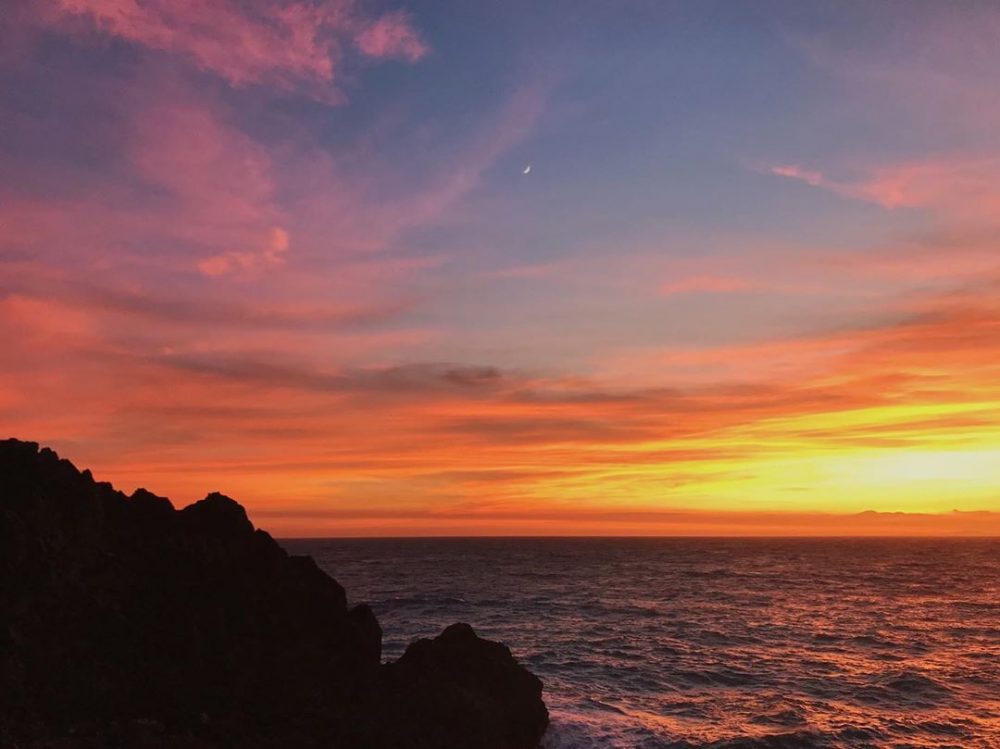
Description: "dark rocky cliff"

(0, 439), (548, 748)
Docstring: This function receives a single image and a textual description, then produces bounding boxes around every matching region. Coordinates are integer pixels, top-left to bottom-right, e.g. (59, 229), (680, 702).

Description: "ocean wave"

(856, 670), (954, 707)
(300, 537), (1000, 749)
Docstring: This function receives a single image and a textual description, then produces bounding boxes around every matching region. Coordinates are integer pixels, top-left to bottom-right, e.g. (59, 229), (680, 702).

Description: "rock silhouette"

(0, 439), (548, 748)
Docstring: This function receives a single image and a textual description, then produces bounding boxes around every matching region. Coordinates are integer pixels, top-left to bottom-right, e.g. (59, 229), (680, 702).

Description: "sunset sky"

(2, 0), (998, 535)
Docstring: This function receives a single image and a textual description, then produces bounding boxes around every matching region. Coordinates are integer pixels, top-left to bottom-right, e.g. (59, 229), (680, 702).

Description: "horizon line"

(277, 534), (1000, 541)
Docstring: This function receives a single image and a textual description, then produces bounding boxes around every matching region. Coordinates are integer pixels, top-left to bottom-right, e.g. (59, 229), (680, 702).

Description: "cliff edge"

(0, 439), (548, 748)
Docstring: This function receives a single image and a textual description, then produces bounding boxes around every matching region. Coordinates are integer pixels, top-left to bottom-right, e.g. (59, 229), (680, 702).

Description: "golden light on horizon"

(0, 0), (998, 537)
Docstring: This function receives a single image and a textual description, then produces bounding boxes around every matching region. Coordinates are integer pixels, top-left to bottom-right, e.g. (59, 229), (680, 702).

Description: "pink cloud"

(0, 90), (297, 279)
(792, 8), (1000, 142)
(197, 227), (291, 277)
(123, 97), (294, 276)
(825, 236), (1000, 285)
(276, 80), (551, 258)
(52, 0), (427, 97)
(355, 11), (428, 62)
(770, 15), (1000, 226)
(1, 69), (549, 285)
(660, 275), (752, 296)
(769, 164), (825, 187)
(767, 155), (1000, 223)
(854, 157), (1000, 219)
(486, 262), (565, 280)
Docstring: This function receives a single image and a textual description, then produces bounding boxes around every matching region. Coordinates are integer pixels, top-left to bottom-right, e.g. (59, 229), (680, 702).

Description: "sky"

(2, 0), (998, 536)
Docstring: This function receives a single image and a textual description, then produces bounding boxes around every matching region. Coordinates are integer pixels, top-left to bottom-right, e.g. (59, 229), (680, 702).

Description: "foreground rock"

(377, 623), (548, 749)
(0, 439), (548, 748)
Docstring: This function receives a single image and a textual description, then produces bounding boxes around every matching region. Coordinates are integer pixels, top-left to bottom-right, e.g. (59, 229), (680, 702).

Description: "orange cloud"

(5, 277), (996, 535)
(4, 3), (999, 536)
(251, 507), (1000, 538)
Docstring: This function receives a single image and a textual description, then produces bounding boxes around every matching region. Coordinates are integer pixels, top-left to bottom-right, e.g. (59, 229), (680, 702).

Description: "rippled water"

(283, 538), (1000, 748)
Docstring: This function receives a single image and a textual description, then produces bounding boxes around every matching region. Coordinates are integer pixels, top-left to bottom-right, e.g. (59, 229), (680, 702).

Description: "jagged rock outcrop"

(0, 439), (548, 748)
(375, 623), (548, 749)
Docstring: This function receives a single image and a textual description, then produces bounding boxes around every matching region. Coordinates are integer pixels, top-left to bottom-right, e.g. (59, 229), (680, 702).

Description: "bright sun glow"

(2, 0), (999, 536)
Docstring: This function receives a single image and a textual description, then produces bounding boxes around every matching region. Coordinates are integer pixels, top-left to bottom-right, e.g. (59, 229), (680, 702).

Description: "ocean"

(282, 538), (1000, 748)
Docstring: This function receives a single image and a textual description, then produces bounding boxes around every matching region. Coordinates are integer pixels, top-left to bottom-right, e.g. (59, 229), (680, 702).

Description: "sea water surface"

(283, 538), (1000, 748)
